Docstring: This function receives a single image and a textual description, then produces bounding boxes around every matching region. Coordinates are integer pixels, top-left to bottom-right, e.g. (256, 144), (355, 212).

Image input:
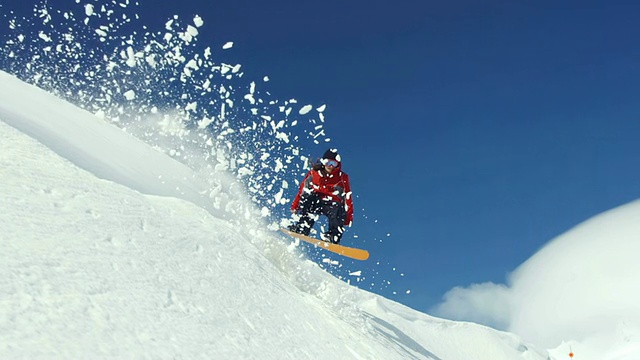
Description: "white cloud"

(432, 199), (640, 358)
(432, 282), (511, 330)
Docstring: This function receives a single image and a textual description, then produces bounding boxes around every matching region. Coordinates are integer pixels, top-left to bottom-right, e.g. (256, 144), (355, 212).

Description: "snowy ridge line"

(0, 66), (295, 253)
(0, 0), (404, 302)
(0, 70), (237, 222)
(0, 69), (548, 360)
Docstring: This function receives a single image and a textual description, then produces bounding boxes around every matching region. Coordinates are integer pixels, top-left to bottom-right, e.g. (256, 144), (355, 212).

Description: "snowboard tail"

(280, 228), (370, 261)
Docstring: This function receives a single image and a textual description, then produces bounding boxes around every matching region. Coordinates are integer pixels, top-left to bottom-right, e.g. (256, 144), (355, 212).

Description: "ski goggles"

(323, 159), (339, 167)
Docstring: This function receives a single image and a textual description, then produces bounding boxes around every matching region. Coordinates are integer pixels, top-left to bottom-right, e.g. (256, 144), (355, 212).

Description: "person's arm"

(291, 171), (312, 212)
(343, 174), (354, 226)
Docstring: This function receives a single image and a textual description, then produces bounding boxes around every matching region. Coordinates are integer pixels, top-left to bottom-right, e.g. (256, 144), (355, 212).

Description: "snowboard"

(280, 228), (370, 261)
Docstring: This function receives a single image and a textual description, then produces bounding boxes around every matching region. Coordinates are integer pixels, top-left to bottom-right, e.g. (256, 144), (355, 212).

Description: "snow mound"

(0, 71), (547, 359)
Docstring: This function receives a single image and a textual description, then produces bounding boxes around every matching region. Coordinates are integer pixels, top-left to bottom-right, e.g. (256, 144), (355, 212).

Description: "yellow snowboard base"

(280, 228), (370, 261)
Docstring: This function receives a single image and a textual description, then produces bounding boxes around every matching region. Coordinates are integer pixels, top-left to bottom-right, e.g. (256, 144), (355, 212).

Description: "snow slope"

(0, 71), (548, 359)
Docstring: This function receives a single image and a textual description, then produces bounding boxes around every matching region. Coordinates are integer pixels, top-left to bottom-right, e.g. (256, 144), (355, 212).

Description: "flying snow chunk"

(125, 47), (137, 67)
(179, 25), (199, 43)
(193, 15), (204, 27)
(299, 105), (313, 115)
(187, 25), (199, 37)
(317, 104), (327, 112)
(322, 258), (340, 266)
(38, 32), (52, 42)
(185, 102), (198, 112)
(274, 188), (284, 205)
(223, 42), (234, 50)
(85, 4), (95, 16)
(145, 54), (157, 67)
(123, 90), (136, 100)
(276, 132), (289, 144)
(95, 28), (108, 37)
(197, 117), (214, 129)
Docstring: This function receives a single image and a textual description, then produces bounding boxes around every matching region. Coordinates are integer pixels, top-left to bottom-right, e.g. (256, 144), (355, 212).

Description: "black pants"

(291, 192), (346, 243)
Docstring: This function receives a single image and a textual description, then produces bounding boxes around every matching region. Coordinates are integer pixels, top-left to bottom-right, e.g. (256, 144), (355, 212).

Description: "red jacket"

(291, 164), (354, 226)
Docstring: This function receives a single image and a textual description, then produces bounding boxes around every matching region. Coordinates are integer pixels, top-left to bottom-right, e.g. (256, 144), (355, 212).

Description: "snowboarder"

(288, 149), (353, 244)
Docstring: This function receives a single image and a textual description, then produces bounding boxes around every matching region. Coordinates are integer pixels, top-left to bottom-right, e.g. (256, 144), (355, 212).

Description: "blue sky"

(4, 0), (640, 314)
(166, 0), (640, 311)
